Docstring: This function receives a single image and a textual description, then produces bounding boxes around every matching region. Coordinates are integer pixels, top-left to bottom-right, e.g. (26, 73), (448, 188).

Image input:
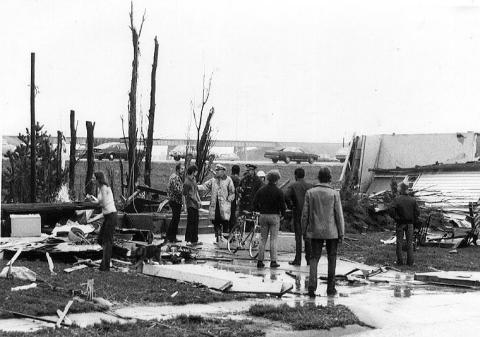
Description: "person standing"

(89, 171), (117, 272)
(199, 164), (236, 243)
(285, 167), (313, 266)
(257, 170), (266, 185)
(302, 167), (344, 297)
(183, 165), (202, 246)
(253, 170), (286, 269)
(239, 164), (263, 212)
(229, 165), (241, 231)
(166, 163), (184, 243)
(391, 182), (419, 266)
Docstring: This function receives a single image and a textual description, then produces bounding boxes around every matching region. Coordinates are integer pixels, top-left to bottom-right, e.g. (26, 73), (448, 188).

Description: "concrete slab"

(414, 271), (480, 289)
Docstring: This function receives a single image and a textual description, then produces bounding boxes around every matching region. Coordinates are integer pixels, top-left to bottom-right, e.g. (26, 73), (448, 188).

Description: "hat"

(215, 164), (226, 171)
(245, 164), (257, 170)
(257, 170), (266, 178)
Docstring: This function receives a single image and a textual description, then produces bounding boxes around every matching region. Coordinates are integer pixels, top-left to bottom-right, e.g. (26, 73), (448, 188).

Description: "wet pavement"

(1, 233), (479, 336)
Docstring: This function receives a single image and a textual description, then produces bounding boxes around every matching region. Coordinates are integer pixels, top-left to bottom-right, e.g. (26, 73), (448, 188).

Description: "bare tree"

(68, 110), (78, 193)
(144, 36), (159, 187)
(126, 2), (145, 196)
(191, 73), (215, 183)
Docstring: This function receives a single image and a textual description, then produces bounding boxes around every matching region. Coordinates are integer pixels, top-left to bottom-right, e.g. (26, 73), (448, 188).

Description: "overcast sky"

(2, 0), (480, 143)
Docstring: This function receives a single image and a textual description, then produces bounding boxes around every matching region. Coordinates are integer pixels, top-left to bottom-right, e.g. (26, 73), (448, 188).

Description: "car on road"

(264, 147), (318, 164)
(94, 142), (141, 160)
(169, 145), (197, 161)
(335, 147), (349, 163)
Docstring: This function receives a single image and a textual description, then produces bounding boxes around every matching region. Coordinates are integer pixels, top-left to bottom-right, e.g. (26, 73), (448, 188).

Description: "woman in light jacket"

(199, 164), (236, 242)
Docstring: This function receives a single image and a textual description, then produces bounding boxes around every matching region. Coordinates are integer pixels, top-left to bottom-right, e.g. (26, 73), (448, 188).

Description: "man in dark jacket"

(253, 170), (286, 269)
(285, 168), (312, 266)
(239, 164), (263, 212)
(391, 182), (420, 266)
(229, 165), (241, 231)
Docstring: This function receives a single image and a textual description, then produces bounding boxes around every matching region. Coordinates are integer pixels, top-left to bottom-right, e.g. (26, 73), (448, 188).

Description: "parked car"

(169, 145), (197, 161)
(94, 142), (134, 160)
(335, 147), (349, 163)
(215, 152), (240, 161)
(264, 147), (318, 164)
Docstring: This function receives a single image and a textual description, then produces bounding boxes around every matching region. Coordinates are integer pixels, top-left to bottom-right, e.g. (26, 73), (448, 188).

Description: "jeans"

(257, 214), (280, 262)
(212, 199), (229, 240)
(99, 212), (117, 271)
(293, 215), (311, 263)
(308, 239), (338, 293)
(185, 207), (199, 243)
(396, 223), (414, 265)
(166, 200), (182, 241)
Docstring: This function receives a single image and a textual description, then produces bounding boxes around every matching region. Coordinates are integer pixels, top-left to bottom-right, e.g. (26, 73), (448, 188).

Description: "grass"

(339, 232), (480, 272)
(1, 315), (265, 337)
(249, 303), (362, 330)
(0, 258), (256, 319)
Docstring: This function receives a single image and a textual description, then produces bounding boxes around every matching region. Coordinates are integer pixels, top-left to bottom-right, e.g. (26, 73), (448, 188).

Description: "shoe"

(257, 261), (265, 268)
(327, 288), (337, 296)
(307, 289), (316, 298)
(306, 261), (310, 266)
(270, 261), (280, 268)
(288, 260), (301, 266)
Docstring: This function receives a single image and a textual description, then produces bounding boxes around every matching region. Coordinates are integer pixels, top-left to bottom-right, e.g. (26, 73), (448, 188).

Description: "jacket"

(183, 176), (201, 209)
(301, 184), (345, 239)
(200, 176), (235, 220)
(391, 194), (419, 225)
(285, 178), (313, 220)
(253, 183), (286, 216)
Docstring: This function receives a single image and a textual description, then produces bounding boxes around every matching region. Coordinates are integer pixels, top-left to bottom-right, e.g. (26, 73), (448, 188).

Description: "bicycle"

(227, 211), (261, 258)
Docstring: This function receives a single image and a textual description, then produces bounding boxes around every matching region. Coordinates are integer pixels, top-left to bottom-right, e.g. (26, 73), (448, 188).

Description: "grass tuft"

(249, 303), (362, 330)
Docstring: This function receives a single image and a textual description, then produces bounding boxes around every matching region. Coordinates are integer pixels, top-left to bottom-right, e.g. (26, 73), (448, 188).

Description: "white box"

(10, 214), (41, 237)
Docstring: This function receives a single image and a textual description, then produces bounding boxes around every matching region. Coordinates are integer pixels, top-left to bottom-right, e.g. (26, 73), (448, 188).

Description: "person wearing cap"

(166, 163), (184, 243)
(253, 170), (286, 269)
(285, 167), (313, 266)
(199, 164), (236, 243)
(391, 182), (419, 266)
(239, 164), (263, 213)
(257, 170), (266, 185)
(302, 167), (344, 297)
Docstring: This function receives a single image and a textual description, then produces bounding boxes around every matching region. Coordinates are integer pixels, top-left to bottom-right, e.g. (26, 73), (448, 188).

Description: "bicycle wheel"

(248, 226), (261, 259)
(227, 223), (244, 254)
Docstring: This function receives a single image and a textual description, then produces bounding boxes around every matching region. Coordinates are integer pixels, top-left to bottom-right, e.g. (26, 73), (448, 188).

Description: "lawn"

(0, 258), (255, 319)
(249, 303), (364, 330)
(1, 315), (265, 337)
(339, 231), (480, 272)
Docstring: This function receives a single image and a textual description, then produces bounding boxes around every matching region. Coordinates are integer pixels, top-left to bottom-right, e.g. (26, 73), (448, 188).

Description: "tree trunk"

(56, 131), (63, 188)
(144, 36), (159, 187)
(69, 110), (76, 192)
(85, 121), (95, 196)
(30, 52), (36, 203)
(127, 20), (139, 195)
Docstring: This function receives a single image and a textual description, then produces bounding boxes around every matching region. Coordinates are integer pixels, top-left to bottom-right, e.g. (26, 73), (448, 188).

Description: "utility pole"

(69, 110), (77, 192)
(30, 52), (36, 203)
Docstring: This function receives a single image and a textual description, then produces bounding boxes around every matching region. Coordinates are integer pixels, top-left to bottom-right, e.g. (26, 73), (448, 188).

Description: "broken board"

(143, 264), (232, 291)
(143, 264), (292, 296)
(414, 271), (480, 289)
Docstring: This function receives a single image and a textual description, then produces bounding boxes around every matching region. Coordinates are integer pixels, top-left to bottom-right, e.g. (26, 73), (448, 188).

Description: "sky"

(2, 0), (480, 143)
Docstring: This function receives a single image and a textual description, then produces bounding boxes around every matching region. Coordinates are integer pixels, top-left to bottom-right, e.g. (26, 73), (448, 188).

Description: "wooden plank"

(56, 300), (74, 327)
(64, 265), (88, 273)
(144, 264), (292, 296)
(143, 264), (233, 291)
(1, 202), (99, 215)
(56, 309), (72, 326)
(414, 271), (480, 289)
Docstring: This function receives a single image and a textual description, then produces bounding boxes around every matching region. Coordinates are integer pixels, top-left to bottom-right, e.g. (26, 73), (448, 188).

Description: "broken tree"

(144, 36), (159, 187)
(126, 3), (146, 196)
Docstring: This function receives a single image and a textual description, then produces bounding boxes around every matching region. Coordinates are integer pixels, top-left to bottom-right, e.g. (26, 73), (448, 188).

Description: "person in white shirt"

(88, 171), (117, 271)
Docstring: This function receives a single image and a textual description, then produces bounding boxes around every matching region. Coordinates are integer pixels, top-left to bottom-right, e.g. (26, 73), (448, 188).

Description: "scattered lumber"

(64, 265), (88, 273)
(1, 309), (71, 327)
(415, 271), (480, 289)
